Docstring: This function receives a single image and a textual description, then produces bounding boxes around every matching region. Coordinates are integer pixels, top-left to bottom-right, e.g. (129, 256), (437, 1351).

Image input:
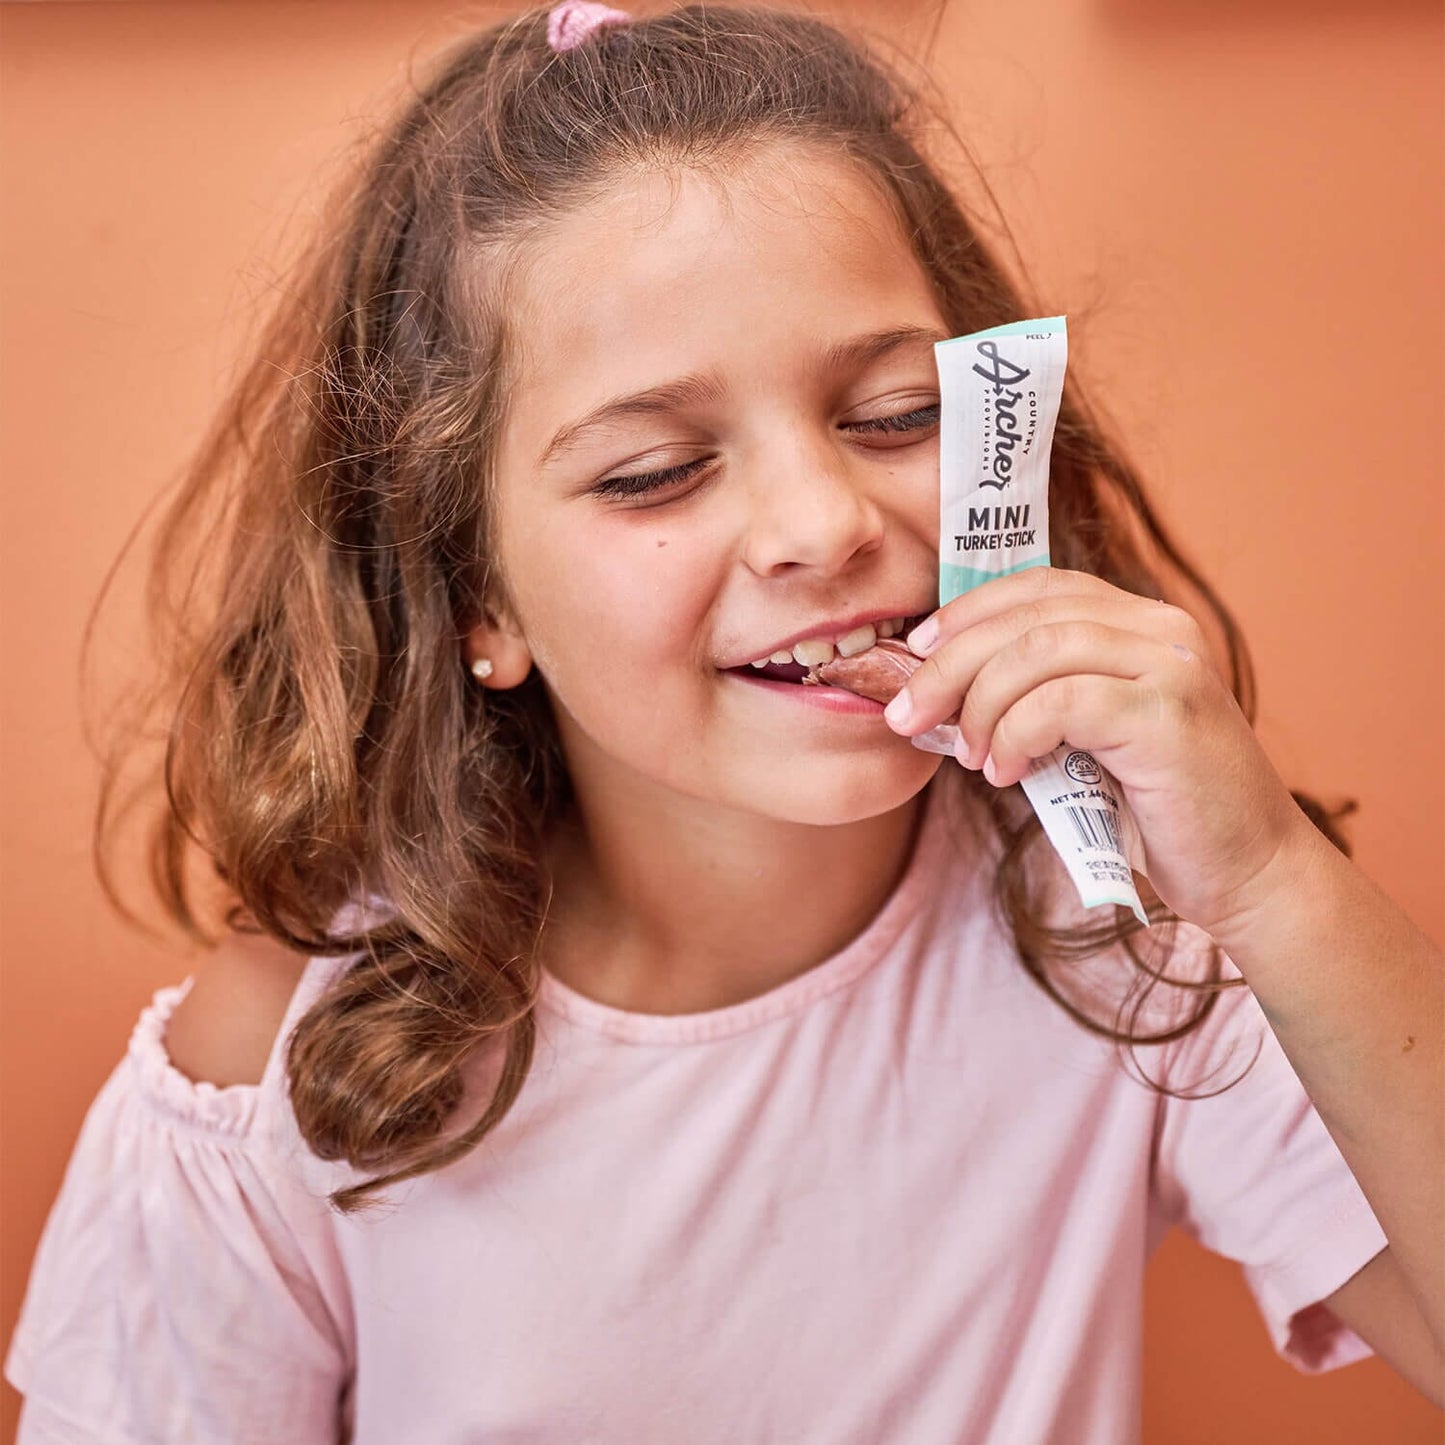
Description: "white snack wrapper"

(930, 317), (1150, 927)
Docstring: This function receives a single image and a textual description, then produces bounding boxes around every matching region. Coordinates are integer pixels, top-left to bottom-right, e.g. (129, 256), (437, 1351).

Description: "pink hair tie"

(547, 1), (632, 53)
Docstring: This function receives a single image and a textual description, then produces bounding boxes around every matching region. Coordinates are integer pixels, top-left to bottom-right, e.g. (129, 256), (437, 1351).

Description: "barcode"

(1064, 805), (1121, 854)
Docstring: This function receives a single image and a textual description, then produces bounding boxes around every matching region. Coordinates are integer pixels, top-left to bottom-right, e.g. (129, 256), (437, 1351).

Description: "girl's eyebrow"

(537, 323), (948, 467)
(540, 373), (725, 467)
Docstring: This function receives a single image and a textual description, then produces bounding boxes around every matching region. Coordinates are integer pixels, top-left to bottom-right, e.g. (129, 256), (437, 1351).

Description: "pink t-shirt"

(6, 775), (1387, 1444)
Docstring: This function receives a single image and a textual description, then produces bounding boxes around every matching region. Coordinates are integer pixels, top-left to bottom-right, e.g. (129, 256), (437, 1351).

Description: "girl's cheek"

(627, 519), (723, 598)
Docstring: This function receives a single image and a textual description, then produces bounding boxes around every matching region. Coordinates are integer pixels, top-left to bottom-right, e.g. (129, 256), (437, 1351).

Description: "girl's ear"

(462, 606), (534, 690)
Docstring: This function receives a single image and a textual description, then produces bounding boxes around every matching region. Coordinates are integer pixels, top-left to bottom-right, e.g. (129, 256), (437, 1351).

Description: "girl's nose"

(740, 440), (886, 578)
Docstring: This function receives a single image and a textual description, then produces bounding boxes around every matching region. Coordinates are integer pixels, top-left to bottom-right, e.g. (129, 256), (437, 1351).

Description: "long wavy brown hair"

(91, 3), (1353, 1213)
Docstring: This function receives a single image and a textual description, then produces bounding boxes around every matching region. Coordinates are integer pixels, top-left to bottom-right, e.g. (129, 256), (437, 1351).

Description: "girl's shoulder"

(164, 928), (313, 1090)
(136, 932), (356, 1146)
(7, 938), (357, 1438)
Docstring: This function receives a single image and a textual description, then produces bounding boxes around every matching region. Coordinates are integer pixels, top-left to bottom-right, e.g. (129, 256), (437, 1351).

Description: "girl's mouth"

(720, 613), (929, 687)
(724, 656), (816, 685)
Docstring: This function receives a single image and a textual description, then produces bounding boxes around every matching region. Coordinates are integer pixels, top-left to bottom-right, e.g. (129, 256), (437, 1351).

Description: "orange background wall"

(1, 1), (1441, 1440)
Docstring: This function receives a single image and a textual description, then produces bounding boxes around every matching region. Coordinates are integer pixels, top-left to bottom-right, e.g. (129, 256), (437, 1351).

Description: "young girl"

(7, 3), (1441, 1441)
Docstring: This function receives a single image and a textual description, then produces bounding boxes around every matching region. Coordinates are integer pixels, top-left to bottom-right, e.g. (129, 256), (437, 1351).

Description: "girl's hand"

(885, 566), (1320, 940)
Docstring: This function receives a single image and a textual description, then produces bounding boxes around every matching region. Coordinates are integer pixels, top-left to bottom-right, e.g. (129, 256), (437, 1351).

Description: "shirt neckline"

(535, 776), (952, 1046)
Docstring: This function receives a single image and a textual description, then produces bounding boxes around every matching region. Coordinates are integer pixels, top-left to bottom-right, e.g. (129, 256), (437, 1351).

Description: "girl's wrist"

(1202, 808), (1347, 972)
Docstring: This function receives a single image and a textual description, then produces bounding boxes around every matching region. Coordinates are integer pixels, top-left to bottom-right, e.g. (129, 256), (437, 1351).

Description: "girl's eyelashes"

(845, 401), (940, 436)
(592, 458), (711, 500)
(590, 402), (940, 501)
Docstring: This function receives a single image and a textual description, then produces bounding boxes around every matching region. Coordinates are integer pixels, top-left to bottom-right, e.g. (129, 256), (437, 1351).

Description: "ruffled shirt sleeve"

(4, 963), (356, 1444)
(1150, 938), (1389, 1374)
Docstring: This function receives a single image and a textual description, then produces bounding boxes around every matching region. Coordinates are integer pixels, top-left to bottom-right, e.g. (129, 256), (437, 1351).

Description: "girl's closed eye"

(592, 457), (715, 501)
(847, 400), (940, 436)
(590, 401), (941, 502)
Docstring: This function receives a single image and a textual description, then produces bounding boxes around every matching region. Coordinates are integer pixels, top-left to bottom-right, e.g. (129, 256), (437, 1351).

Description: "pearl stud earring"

(470, 657), (494, 681)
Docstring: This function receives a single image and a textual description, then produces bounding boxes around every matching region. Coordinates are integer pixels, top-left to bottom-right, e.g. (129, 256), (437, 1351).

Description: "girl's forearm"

(1210, 823), (1445, 1353)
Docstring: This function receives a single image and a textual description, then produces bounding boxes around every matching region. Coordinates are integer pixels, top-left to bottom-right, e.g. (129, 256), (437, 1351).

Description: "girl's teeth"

(792, 638), (836, 668)
(835, 624), (876, 658)
(743, 619), (911, 671)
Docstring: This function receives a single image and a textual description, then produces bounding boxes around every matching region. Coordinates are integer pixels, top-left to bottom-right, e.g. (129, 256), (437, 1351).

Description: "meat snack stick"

(809, 638), (927, 706)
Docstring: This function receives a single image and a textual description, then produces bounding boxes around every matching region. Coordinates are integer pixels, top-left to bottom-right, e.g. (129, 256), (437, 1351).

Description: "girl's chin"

(745, 767), (940, 829)
(702, 741), (942, 829)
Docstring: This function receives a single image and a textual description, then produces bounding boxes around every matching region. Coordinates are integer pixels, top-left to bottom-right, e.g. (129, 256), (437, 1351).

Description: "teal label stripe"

(939, 554), (1049, 605)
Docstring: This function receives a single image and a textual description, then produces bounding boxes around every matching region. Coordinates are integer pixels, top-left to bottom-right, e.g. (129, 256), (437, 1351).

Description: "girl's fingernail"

(905, 617), (938, 654)
(883, 689), (913, 727)
(982, 751), (999, 784)
(909, 724), (959, 756)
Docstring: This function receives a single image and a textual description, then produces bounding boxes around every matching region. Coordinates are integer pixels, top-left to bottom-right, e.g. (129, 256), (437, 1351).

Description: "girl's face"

(489, 147), (949, 827)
